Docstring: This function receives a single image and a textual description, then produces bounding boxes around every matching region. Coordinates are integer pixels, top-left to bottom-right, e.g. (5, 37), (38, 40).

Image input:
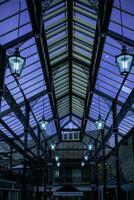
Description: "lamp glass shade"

(81, 161), (85, 167)
(57, 162), (60, 167)
(55, 156), (59, 161)
(84, 155), (88, 161)
(116, 48), (133, 75)
(95, 117), (105, 130)
(50, 144), (56, 151)
(9, 49), (25, 77)
(88, 144), (93, 151)
(39, 118), (48, 131)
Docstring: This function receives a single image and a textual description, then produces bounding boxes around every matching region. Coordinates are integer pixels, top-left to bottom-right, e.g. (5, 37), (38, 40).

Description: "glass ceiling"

(86, 0), (134, 150)
(0, 0), (134, 162)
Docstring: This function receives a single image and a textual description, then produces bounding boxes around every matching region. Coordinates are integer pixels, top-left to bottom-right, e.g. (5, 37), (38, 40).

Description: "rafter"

(94, 88), (134, 112)
(3, 31), (33, 50)
(106, 125), (134, 159)
(0, 118), (36, 158)
(0, 89), (47, 118)
(107, 30), (134, 47)
(67, 0), (73, 121)
(3, 86), (45, 154)
(84, 133), (113, 150)
(105, 89), (134, 142)
(51, 56), (89, 71)
(26, 0), (61, 140)
(80, 0), (114, 138)
(95, 89), (134, 157)
(0, 130), (31, 160)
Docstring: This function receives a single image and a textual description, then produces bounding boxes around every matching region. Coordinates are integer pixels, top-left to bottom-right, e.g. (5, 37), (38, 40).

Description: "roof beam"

(51, 57), (68, 68)
(72, 57), (90, 69)
(3, 86), (45, 154)
(87, 116), (123, 138)
(0, 46), (37, 159)
(84, 133), (113, 150)
(94, 88), (134, 112)
(42, 0), (55, 12)
(106, 125), (134, 159)
(95, 89), (134, 157)
(26, 0), (61, 140)
(0, 130), (31, 160)
(55, 148), (85, 151)
(51, 56), (89, 70)
(59, 112), (123, 137)
(0, 89), (47, 118)
(0, 118), (36, 158)
(105, 89), (134, 142)
(107, 30), (134, 47)
(3, 31), (33, 50)
(57, 92), (85, 102)
(0, 81), (134, 128)
(67, 0), (73, 121)
(61, 128), (80, 131)
(80, 0), (114, 138)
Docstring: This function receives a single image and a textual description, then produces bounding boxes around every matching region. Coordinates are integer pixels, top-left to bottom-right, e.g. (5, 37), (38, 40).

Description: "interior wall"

(106, 133), (134, 199)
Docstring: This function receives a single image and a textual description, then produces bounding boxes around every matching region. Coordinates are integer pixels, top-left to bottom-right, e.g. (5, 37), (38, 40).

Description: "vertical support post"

(0, 45), (7, 110)
(94, 140), (99, 200)
(22, 100), (30, 200)
(89, 150), (92, 184)
(101, 129), (107, 200)
(132, 134), (134, 162)
(43, 163), (46, 200)
(44, 140), (48, 200)
(9, 145), (13, 171)
(36, 127), (41, 200)
(89, 150), (93, 200)
(112, 100), (120, 200)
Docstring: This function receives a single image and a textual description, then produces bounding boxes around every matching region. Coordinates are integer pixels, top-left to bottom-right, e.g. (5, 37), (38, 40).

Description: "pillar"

(112, 101), (121, 200)
(101, 129), (107, 200)
(0, 45), (7, 110)
(22, 101), (30, 200)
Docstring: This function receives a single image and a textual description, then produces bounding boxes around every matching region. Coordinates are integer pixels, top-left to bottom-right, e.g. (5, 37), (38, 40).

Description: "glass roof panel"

(1, 0), (134, 161)
(110, 6), (134, 40)
(45, 1), (65, 15)
(45, 121), (57, 137)
(31, 94), (53, 121)
(63, 121), (78, 129)
(0, 0), (32, 45)
(60, 115), (70, 127)
(2, 115), (24, 137)
(44, 12), (66, 27)
(87, 0), (134, 150)
(72, 115), (82, 127)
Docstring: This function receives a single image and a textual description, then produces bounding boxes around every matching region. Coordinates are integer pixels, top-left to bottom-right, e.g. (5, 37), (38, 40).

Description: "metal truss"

(67, 0), (73, 121)
(26, 0), (61, 140)
(80, 0), (114, 138)
(95, 89), (134, 157)
(3, 86), (45, 154)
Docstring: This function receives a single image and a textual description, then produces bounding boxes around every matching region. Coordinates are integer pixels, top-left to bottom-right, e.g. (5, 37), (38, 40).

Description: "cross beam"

(3, 32), (33, 50)
(108, 30), (134, 47)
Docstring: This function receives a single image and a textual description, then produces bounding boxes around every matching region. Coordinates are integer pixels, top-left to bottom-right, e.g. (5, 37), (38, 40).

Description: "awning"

(53, 185), (83, 196)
